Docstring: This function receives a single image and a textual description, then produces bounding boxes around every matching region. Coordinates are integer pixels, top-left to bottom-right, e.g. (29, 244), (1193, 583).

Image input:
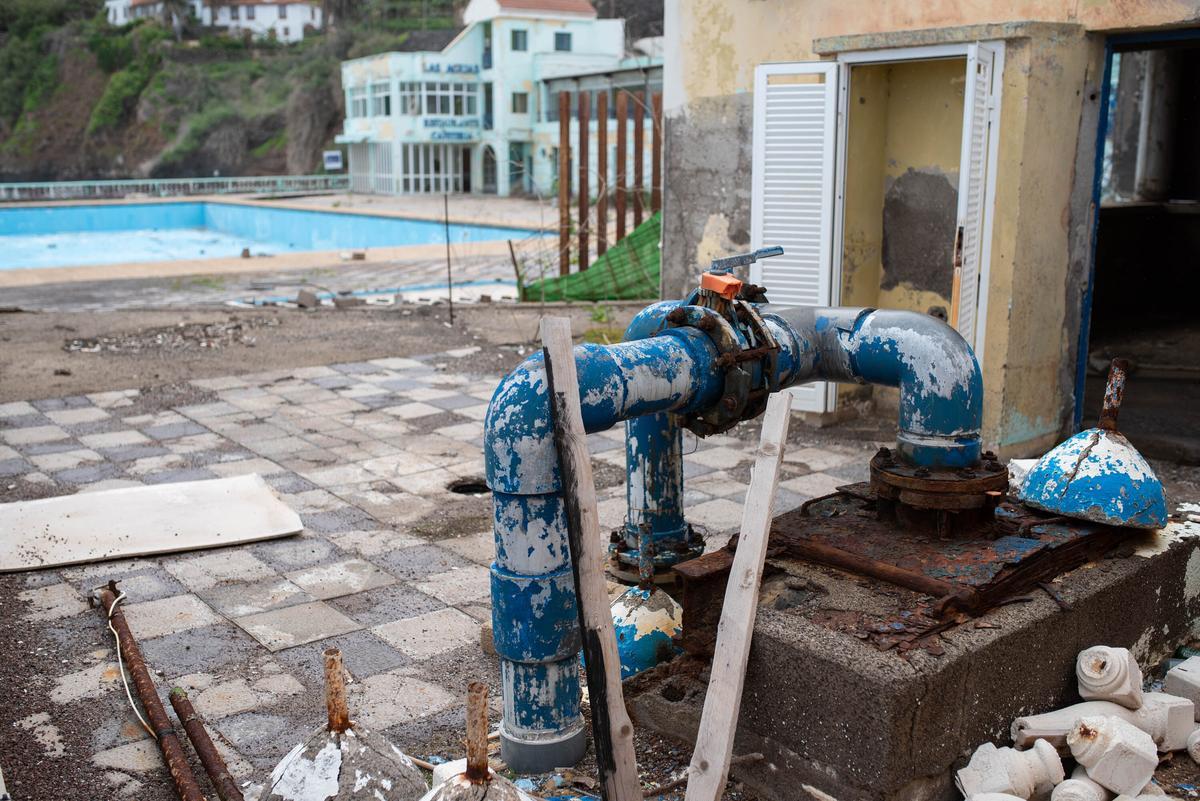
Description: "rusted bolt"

(696, 316), (717, 332)
(985, 460), (1003, 472)
(959, 468), (977, 478)
(722, 395), (738, 412)
(914, 467), (931, 478)
(982, 450), (996, 461)
(666, 308), (688, 325)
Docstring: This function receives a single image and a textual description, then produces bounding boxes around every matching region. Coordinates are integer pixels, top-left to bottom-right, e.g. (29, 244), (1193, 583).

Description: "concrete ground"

(2, 289), (883, 800)
(2, 219), (1199, 800)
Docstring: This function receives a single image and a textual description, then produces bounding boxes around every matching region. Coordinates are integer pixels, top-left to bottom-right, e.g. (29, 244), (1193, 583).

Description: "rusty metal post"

(169, 689), (245, 801)
(596, 90), (608, 258)
(558, 90), (571, 276)
(465, 682), (489, 783)
(577, 90), (590, 272)
(324, 647), (352, 734)
(1099, 358), (1129, 431)
(651, 92), (662, 214)
(616, 90), (628, 242)
(633, 90), (643, 227)
(97, 584), (206, 801)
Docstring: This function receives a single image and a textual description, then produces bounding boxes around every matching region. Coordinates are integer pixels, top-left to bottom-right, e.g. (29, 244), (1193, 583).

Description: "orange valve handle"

(700, 272), (743, 300)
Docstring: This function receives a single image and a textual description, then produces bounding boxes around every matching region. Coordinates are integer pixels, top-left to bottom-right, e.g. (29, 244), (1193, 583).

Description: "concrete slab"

(627, 533), (1200, 801)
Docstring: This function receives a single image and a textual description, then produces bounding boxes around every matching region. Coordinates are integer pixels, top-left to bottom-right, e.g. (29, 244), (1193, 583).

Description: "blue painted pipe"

(487, 302), (984, 771)
(485, 327), (722, 771)
(617, 305), (984, 568)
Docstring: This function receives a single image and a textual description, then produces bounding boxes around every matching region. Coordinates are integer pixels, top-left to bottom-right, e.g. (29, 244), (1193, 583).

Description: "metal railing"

(0, 174), (350, 203)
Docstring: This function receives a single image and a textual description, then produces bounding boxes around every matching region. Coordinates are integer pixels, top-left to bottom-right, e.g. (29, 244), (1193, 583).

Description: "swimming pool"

(0, 201), (540, 270)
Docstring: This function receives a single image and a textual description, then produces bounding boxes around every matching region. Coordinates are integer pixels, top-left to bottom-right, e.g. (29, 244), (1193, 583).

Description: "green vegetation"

(0, 0), (465, 177)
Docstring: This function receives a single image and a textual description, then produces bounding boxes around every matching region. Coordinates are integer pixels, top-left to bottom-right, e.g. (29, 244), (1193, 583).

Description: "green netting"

(520, 211), (661, 302)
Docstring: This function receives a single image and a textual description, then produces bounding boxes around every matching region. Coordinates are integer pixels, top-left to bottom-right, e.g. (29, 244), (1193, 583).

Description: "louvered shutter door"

(954, 44), (996, 349)
(750, 62), (839, 412)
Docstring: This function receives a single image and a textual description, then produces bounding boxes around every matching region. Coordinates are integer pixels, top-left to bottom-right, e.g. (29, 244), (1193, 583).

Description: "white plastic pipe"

(1076, 646), (1144, 709)
(1052, 766), (1114, 801)
(1068, 716), (1158, 797)
(1012, 692), (1195, 752)
(956, 739), (1064, 799)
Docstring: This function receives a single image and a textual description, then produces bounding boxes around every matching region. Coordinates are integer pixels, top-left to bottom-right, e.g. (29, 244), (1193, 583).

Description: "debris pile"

(64, 317), (279, 353)
(958, 645), (1198, 800)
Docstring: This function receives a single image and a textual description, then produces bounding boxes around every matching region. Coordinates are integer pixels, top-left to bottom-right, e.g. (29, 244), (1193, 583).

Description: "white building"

(337, 0), (661, 197)
(104, 0), (322, 43)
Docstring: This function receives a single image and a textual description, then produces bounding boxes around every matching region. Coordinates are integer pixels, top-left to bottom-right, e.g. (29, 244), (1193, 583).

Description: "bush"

(0, 26), (57, 124)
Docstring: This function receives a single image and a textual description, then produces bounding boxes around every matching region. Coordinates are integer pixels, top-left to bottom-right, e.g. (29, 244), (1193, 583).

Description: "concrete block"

(1163, 656), (1200, 719)
(1051, 766), (1113, 801)
(234, 601), (362, 651)
(296, 289), (320, 308)
(626, 536), (1200, 801)
(371, 607), (478, 660)
(956, 739), (1063, 799)
(1188, 727), (1200, 764)
(1068, 716), (1157, 796)
(1077, 646), (1144, 709)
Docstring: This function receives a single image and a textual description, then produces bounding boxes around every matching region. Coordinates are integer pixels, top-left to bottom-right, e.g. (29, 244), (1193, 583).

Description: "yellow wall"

(668, 0), (1195, 455)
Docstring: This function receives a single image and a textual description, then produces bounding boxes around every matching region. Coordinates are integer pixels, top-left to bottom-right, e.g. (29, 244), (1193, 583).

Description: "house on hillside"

(661, 0), (1200, 463)
(104, 0), (322, 42)
(336, 0), (661, 197)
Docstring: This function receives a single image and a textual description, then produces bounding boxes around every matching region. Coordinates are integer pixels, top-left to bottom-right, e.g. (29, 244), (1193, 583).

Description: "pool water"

(0, 201), (539, 270)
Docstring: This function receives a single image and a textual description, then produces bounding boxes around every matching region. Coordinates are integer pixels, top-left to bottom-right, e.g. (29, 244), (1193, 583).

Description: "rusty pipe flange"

(869, 447), (1007, 510)
(663, 303), (779, 437)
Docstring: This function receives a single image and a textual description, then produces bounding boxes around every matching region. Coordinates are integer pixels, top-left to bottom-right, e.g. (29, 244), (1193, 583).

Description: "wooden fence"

(558, 89), (663, 275)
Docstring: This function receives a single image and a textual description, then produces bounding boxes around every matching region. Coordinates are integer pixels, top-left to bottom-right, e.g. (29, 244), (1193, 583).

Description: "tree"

(160, 0), (190, 40)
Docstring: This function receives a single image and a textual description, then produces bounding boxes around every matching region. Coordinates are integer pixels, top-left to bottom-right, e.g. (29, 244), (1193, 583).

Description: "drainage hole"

(448, 477), (490, 496)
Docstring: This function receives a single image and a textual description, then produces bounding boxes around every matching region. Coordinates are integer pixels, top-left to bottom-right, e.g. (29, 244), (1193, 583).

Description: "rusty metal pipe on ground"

(96, 583), (206, 801)
(169, 689), (244, 801)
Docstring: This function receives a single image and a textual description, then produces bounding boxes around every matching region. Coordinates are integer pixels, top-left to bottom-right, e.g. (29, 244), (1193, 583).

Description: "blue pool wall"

(0, 201), (540, 249)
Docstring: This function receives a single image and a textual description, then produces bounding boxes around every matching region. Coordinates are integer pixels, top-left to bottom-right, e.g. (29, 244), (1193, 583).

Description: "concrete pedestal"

(627, 532), (1200, 801)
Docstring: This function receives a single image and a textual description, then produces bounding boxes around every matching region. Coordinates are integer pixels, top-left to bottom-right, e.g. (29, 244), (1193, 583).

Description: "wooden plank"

(0, 474), (302, 573)
(684, 393), (792, 801)
(559, 91), (572, 276)
(615, 91), (628, 242)
(651, 92), (663, 214)
(577, 91), (591, 272)
(596, 90), (609, 258)
(633, 90), (645, 228)
(541, 317), (641, 801)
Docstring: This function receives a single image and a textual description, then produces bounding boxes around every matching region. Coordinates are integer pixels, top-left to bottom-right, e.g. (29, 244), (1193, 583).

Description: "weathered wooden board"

(0, 474), (302, 572)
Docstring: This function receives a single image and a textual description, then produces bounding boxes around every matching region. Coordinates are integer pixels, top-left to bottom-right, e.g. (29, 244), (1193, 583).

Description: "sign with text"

(323, 150), (344, 171)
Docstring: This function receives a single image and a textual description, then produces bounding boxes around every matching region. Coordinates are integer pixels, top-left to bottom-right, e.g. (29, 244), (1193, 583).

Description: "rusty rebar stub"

(465, 682), (490, 783)
(323, 648), (352, 734)
(1099, 358), (1130, 432)
(869, 452), (1008, 511)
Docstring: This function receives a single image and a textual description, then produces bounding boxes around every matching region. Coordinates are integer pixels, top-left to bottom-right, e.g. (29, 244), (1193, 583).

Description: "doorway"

(750, 43), (1002, 414)
(1081, 32), (1200, 462)
(482, 145), (497, 194)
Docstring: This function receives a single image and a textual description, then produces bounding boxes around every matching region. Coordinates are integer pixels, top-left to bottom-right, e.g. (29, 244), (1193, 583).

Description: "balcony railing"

(0, 174), (350, 203)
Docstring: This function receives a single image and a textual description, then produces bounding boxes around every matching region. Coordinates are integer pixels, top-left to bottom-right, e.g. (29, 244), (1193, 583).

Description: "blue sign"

(431, 131), (473, 141)
(424, 63), (480, 74)
(423, 118), (480, 129)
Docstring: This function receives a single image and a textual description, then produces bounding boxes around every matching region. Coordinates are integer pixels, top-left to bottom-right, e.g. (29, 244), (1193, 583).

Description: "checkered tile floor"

(2, 346), (874, 798)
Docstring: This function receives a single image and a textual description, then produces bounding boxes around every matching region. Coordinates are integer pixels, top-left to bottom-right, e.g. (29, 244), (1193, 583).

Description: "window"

(555, 32), (571, 52)
(398, 82), (422, 115)
(511, 92), (528, 114)
(278, 3), (287, 18)
(348, 86), (368, 118)
(246, 4), (255, 20)
(370, 82), (392, 116)
(421, 82), (478, 116)
(511, 29), (527, 51)
(229, 5), (238, 20)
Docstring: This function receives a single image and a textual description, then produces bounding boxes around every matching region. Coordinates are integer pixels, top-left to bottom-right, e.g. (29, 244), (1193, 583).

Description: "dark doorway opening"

(1084, 35), (1200, 464)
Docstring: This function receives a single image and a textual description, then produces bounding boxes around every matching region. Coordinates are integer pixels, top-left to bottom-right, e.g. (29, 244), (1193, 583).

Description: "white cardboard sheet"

(0, 474), (302, 572)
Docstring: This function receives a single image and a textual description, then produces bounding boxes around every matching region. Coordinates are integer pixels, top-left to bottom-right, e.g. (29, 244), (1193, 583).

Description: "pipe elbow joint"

(767, 306), (984, 468)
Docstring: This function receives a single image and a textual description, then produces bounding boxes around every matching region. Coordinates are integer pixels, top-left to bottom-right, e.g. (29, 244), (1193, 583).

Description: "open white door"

(750, 61), (839, 413)
(954, 43), (999, 350)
